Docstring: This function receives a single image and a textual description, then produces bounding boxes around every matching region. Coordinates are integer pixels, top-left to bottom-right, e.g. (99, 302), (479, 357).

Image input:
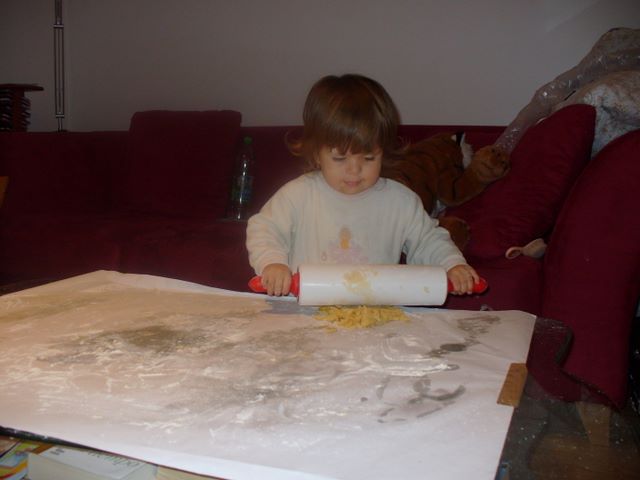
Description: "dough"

(315, 305), (408, 329)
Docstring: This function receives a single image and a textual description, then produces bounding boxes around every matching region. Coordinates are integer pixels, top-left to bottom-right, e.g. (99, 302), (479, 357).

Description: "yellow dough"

(315, 305), (408, 329)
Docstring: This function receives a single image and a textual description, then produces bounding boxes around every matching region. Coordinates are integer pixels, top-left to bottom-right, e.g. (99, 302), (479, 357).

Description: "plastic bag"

(495, 27), (640, 153)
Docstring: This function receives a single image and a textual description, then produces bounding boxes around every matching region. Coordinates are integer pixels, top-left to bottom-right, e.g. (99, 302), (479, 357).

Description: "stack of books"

(0, 88), (14, 131)
(0, 84), (42, 132)
(0, 436), (219, 480)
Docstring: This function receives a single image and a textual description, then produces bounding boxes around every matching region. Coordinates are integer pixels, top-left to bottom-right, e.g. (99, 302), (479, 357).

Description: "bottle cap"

(243, 136), (253, 145)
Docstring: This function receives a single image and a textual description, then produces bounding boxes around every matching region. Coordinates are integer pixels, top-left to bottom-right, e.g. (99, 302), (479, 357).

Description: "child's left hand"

(447, 264), (480, 295)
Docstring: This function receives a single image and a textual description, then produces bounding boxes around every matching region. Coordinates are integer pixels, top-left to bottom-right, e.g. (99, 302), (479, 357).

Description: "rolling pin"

(248, 264), (488, 306)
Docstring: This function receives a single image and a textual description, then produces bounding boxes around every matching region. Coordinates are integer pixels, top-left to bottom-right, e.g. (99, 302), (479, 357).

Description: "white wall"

(2, 0), (639, 131)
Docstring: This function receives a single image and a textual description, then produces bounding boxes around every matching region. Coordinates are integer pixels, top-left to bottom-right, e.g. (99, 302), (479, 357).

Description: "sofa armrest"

(537, 128), (640, 407)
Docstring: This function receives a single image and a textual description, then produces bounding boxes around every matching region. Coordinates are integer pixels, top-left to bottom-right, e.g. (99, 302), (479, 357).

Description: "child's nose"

(346, 156), (363, 174)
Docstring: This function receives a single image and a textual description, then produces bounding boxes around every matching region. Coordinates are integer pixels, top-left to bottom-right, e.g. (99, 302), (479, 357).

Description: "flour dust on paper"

(0, 282), (501, 451)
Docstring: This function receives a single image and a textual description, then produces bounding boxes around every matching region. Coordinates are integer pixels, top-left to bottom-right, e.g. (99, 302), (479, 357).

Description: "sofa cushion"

(119, 220), (254, 292)
(443, 255), (542, 314)
(447, 104), (596, 260)
(119, 110), (242, 218)
(0, 213), (123, 283)
(539, 128), (640, 407)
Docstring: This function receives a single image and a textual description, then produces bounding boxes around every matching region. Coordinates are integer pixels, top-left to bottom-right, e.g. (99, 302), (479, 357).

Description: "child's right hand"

(260, 263), (292, 296)
(447, 264), (480, 295)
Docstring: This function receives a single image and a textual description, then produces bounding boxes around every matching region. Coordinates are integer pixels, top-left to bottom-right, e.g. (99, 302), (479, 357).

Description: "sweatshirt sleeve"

(246, 182), (298, 275)
(401, 192), (467, 271)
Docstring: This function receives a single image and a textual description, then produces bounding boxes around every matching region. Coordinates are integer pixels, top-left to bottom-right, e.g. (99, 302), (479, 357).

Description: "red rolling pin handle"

(447, 277), (488, 294)
(248, 273), (488, 296)
(248, 272), (301, 296)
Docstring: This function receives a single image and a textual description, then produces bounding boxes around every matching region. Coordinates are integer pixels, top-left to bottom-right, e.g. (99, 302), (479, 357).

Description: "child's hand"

(447, 264), (480, 295)
(260, 263), (293, 296)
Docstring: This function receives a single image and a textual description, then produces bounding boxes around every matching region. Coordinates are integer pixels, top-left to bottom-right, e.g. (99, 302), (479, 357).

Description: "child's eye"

(364, 155), (376, 161)
(332, 155), (346, 161)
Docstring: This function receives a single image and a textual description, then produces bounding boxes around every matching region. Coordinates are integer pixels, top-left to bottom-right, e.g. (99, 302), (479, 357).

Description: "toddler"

(246, 74), (479, 297)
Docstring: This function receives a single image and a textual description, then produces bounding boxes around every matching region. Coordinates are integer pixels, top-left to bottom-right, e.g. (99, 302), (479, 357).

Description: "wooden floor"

(528, 401), (640, 479)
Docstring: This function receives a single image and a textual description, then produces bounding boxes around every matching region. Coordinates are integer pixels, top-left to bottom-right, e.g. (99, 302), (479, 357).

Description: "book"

(0, 438), (19, 458)
(27, 446), (156, 480)
(155, 466), (222, 480)
(0, 438), (51, 480)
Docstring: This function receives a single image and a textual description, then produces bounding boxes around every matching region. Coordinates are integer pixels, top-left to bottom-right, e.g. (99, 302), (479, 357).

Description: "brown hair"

(287, 74), (405, 169)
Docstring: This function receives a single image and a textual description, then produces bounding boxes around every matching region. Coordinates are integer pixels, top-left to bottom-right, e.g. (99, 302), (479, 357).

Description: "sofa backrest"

(0, 120), (504, 221)
(0, 131), (128, 216)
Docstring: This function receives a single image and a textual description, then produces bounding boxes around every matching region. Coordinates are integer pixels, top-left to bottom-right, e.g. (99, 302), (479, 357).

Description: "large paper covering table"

(0, 271), (535, 480)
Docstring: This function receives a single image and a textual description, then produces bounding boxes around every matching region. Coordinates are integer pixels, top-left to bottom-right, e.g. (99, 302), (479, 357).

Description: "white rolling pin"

(248, 264), (488, 306)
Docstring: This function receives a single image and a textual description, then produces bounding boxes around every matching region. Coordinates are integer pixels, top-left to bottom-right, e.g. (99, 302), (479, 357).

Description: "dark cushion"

(448, 105), (596, 260)
(118, 110), (242, 218)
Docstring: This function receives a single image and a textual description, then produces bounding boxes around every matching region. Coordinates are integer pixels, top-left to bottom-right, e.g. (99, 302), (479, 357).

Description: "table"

(0, 271), (539, 479)
(497, 318), (640, 480)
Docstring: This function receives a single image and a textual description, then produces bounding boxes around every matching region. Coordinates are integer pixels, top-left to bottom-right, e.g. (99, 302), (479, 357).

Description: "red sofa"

(1, 109), (639, 410)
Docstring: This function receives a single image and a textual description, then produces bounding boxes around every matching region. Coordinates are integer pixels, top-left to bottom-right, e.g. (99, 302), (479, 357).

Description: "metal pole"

(54, 0), (65, 131)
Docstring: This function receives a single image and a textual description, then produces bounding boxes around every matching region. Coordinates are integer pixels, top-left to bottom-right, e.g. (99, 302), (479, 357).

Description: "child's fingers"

(274, 275), (291, 296)
(262, 273), (278, 296)
(282, 275), (291, 295)
(266, 272), (291, 296)
(261, 264), (292, 296)
(449, 265), (479, 294)
(270, 276), (284, 296)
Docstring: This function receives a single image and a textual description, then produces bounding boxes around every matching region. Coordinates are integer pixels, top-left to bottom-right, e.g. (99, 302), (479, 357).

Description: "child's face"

(316, 146), (382, 195)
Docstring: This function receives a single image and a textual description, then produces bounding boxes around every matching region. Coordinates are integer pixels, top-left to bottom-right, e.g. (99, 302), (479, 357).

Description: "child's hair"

(287, 74), (404, 170)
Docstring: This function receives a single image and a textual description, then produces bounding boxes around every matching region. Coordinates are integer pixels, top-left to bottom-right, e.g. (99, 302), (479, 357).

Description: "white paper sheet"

(0, 270), (535, 480)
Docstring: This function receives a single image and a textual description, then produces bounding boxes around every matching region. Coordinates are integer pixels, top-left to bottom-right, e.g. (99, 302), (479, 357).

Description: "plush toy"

(384, 133), (509, 250)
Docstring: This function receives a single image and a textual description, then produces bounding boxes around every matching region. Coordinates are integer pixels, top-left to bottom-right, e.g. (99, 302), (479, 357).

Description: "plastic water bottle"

(227, 136), (255, 221)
